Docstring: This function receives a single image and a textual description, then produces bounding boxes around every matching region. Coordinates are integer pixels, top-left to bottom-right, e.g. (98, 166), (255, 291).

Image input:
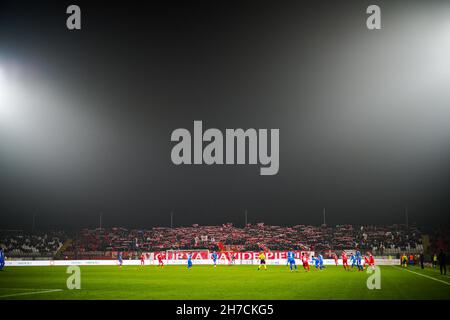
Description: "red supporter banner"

(155, 251), (314, 260)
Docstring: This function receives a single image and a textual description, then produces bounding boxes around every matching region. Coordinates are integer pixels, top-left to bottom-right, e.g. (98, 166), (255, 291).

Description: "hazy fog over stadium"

(0, 0), (449, 230)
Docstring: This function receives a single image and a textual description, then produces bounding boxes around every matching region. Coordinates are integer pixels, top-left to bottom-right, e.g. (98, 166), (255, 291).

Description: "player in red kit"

(157, 253), (164, 268)
(301, 252), (310, 271)
(140, 253), (145, 266)
(334, 253), (339, 266)
(342, 251), (349, 271)
(368, 253), (375, 271)
(364, 255), (370, 269)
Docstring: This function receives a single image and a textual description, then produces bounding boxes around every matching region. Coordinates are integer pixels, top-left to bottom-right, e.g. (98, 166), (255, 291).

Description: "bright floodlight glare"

(0, 66), (9, 118)
(0, 66), (16, 121)
(0, 64), (28, 130)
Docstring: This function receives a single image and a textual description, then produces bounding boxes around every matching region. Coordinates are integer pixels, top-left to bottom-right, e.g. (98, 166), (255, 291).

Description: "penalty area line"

(392, 266), (450, 286)
(0, 289), (63, 298)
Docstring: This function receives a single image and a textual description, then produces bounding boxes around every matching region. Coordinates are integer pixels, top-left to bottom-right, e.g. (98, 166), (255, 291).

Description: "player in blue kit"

(355, 250), (364, 271)
(211, 251), (218, 268)
(118, 252), (123, 267)
(312, 255), (320, 269)
(286, 250), (298, 272)
(318, 254), (324, 270)
(187, 253), (193, 269)
(349, 253), (356, 269)
(0, 248), (5, 271)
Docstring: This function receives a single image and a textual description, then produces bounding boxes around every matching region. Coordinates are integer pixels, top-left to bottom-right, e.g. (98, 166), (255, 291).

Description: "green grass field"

(0, 265), (449, 300)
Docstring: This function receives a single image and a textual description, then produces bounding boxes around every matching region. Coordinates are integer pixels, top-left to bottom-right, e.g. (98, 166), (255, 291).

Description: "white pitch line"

(0, 288), (62, 291)
(393, 266), (450, 286)
(0, 289), (63, 298)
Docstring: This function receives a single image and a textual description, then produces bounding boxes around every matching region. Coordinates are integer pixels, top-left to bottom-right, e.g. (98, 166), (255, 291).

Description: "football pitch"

(0, 265), (449, 300)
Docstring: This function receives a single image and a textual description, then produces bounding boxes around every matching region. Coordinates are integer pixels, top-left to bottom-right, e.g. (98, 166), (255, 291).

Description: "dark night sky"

(0, 0), (449, 230)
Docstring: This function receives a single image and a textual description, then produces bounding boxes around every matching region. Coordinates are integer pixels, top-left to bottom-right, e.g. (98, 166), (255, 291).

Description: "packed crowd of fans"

(0, 230), (66, 257)
(61, 223), (424, 258)
(0, 223), (437, 259)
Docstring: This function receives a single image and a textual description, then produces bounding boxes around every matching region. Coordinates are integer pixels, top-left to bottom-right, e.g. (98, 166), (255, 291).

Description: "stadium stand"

(0, 230), (67, 258)
(1, 223), (443, 261)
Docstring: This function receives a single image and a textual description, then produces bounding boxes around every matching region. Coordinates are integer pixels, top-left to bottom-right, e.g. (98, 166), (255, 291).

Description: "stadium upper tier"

(2, 223), (446, 259)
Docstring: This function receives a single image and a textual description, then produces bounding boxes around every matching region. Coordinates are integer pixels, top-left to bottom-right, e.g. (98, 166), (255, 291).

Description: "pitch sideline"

(0, 289), (63, 298)
(391, 266), (450, 286)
